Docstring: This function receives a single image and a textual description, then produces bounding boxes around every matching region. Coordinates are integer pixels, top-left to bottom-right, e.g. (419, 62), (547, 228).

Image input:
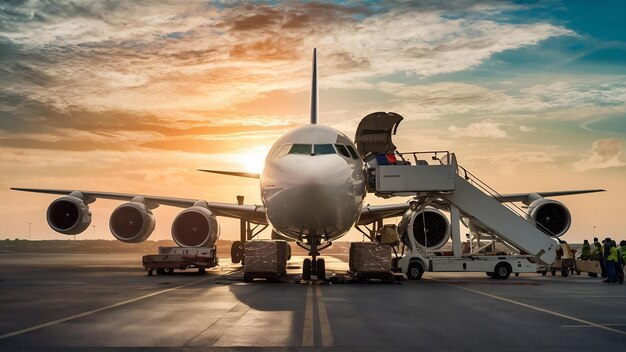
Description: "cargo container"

(349, 242), (393, 282)
(243, 240), (289, 282)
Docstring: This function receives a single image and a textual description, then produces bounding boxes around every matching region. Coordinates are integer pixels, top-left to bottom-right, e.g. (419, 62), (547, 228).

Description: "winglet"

(310, 48), (318, 125)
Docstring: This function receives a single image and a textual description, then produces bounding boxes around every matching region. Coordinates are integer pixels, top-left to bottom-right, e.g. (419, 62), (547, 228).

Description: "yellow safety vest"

(607, 246), (618, 262)
(620, 245), (626, 261)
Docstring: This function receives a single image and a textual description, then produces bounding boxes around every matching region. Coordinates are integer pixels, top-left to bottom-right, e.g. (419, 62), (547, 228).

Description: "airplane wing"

(197, 169), (260, 179)
(494, 189), (605, 203)
(10, 187), (268, 224)
(357, 203), (410, 225)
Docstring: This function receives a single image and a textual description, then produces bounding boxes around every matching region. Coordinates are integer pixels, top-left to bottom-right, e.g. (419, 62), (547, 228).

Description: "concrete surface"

(0, 253), (625, 351)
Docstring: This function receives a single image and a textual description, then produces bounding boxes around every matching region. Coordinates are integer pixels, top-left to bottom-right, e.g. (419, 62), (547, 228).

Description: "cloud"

(449, 121), (509, 138)
(573, 139), (626, 171)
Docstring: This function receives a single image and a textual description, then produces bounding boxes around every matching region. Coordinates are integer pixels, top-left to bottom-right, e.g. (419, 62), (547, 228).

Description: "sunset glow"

(0, 1), (624, 242)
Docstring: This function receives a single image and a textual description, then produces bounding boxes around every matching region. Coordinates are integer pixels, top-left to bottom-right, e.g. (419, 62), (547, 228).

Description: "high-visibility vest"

(620, 245), (626, 261)
(607, 246), (619, 262)
(594, 242), (603, 255)
(581, 243), (591, 256)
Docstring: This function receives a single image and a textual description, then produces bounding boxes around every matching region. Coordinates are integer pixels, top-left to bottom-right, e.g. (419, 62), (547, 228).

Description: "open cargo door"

(354, 112), (404, 158)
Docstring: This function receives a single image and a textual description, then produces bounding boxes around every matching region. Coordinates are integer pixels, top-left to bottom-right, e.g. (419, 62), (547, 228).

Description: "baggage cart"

(143, 247), (218, 275)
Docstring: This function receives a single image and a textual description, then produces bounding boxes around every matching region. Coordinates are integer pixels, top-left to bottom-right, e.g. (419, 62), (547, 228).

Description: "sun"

(235, 145), (270, 173)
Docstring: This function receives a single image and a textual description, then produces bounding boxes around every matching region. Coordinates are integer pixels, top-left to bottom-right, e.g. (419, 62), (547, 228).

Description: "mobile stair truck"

(368, 150), (558, 280)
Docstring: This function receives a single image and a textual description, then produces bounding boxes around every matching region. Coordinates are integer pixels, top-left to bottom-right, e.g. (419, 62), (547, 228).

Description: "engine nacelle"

(47, 196), (92, 235)
(526, 198), (571, 237)
(109, 202), (155, 243)
(171, 203), (219, 247)
(399, 207), (450, 249)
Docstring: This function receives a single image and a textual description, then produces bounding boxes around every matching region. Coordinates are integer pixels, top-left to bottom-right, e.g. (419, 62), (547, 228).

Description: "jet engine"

(399, 207), (450, 249)
(526, 198), (571, 237)
(171, 202), (219, 247)
(109, 201), (155, 243)
(47, 196), (92, 235)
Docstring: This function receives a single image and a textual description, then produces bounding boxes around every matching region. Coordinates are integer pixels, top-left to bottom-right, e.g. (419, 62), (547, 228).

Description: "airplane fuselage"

(260, 125), (366, 244)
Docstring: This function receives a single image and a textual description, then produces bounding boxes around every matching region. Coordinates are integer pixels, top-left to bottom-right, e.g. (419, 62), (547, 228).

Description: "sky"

(0, 0), (625, 243)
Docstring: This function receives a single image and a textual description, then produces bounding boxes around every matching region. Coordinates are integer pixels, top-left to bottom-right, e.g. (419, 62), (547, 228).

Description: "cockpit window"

(314, 144), (336, 155)
(276, 144), (291, 158)
(289, 144), (312, 155)
(335, 144), (351, 158)
(346, 145), (359, 159)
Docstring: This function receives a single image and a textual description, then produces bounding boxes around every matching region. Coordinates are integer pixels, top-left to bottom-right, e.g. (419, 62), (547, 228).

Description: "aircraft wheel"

(407, 262), (424, 280)
(317, 259), (326, 281)
(302, 258), (312, 281)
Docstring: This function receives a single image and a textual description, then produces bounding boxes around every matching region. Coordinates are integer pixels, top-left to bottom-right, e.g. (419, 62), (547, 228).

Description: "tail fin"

(310, 48), (318, 125)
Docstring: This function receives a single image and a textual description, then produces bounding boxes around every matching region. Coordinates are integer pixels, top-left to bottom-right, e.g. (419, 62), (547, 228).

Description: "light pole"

(28, 222), (31, 241)
(593, 226), (597, 237)
(93, 225), (96, 239)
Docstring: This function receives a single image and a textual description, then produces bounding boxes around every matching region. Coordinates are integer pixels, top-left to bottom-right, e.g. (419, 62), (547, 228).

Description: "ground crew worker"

(619, 240), (626, 284)
(593, 237), (605, 277)
(580, 239), (591, 260)
(605, 241), (619, 283)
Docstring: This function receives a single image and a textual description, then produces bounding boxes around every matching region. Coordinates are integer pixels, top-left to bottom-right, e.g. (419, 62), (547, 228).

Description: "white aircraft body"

(12, 49), (604, 279)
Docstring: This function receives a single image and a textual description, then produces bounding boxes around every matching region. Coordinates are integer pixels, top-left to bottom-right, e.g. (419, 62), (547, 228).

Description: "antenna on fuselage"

(310, 48), (318, 125)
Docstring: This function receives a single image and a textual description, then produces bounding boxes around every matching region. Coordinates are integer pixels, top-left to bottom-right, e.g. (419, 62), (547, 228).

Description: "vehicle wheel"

(163, 268), (174, 275)
(576, 270), (581, 275)
(551, 270), (556, 276)
(156, 268), (164, 275)
(486, 272), (493, 277)
(198, 267), (206, 274)
(231, 241), (243, 264)
(302, 258), (312, 281)
(407, 262), (424, 280)
(493, 263), (511, 280)
(243, 273), (253, 283)
(317, 259), (326, 281)
(561, 269), (569, 277)
(541, 271), (547, 276)
(147, 269), (153, 276)
(515, 273), (520, 277)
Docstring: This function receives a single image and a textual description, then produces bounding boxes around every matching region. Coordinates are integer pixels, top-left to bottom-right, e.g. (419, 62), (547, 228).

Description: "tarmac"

(0, 253), (625, 351)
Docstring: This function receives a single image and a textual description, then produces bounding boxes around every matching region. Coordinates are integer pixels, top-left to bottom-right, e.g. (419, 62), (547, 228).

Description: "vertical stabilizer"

(310, 48), (318, 125)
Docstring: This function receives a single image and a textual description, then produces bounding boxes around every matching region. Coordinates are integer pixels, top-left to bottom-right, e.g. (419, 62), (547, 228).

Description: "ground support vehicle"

(143, 246), (218, 275)
(575, 259), (602, 277)
(243, 240), (289, 282)
(362, 150), (557, 280)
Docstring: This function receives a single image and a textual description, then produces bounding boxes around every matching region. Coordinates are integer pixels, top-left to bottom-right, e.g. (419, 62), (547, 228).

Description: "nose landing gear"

(302, 257), (326, 281)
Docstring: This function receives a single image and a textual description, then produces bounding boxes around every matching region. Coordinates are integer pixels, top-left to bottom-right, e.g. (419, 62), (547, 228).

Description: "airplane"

(11, 49), (604, 280)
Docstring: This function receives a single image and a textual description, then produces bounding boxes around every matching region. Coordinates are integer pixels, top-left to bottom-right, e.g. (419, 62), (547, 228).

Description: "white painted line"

(562, 324), (626, 328)
(0, 271), (237, 340)
(302, 285), (314, 346)
(440, 281), (626, 336)
(316, 285), (334, 347)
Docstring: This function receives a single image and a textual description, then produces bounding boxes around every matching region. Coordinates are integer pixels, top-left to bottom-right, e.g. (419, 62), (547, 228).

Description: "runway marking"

(316, 285), (334, 347)
(434, 280), (626, 336)
(562, 324), (626, 328)
(0, 271), (237, 341)
(302, 285), (315, 346)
